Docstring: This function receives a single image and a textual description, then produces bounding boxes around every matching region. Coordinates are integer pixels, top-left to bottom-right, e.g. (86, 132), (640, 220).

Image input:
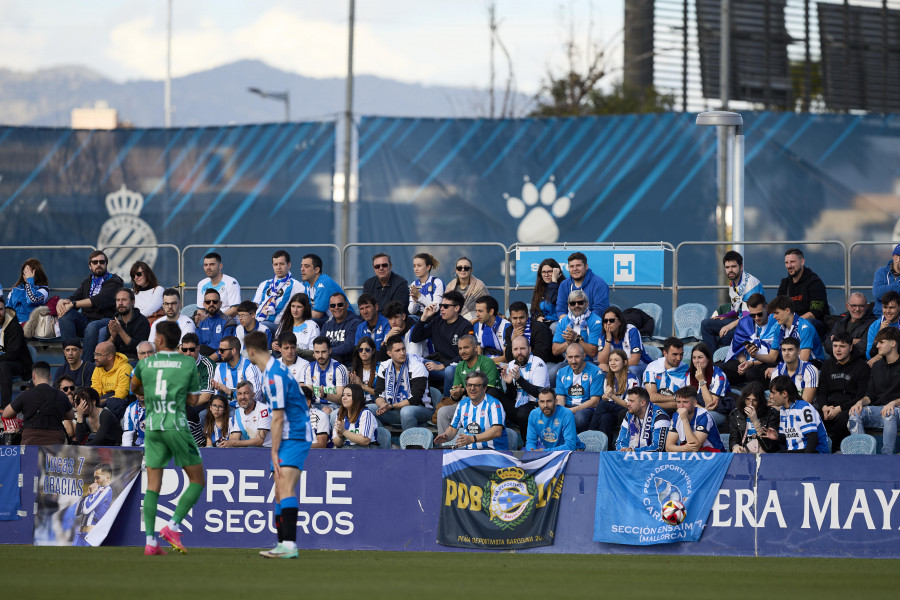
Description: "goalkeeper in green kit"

(132, 321), (205, 556)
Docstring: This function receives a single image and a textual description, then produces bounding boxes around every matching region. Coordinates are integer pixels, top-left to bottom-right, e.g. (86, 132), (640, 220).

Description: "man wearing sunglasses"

(550, 289), (603, 387)
(196, 289), (237, 361)
(719, 293), (779, 386)
(322, 293), (363, 367)
(179, 332), (216, 447)
(410, 290), (475, 397)
(362, 253), (409, 315)
(57, 251), (124, 360)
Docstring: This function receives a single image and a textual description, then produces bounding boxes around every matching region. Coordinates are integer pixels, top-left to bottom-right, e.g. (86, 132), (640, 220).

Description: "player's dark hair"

(770, 375), (800, 401)
(181, 332), (199, 346)
(785, 247), (804, 259)
(203, 288), (221, 300)
(475, 294), (499, 315)
(203, 252), (222, 263)
(236, 300), (258, 315)
(31, 361), (50, 380)
(302, 253), (323, 272)
(509, 301), (528, 315)
(384, 334), (405, 351)
(95, 463), (112, 477)
(272, 249), (291, 263)
(663, 336), (684, 351)
(767, 295), (793, 313)
(831, 332), (853, 346)
(746, 293), (767, 308)
(538, 387), (555, 399)
(163, 287), (180, 300)
(154, 320), (181, 350)
(244, 331), (269, 354)
(277, 331), (298, 346)
(723, 250), (744, 267)
(313, 335), (331, 349)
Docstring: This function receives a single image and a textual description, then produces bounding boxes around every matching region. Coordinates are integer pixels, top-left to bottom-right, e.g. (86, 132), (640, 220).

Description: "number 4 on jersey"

(156, 371), (168, 400)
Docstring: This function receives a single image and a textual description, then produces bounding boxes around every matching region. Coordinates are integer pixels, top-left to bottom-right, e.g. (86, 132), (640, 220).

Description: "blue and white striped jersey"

(252, 276), (303, 325)
(772, 314), (826, 362)
(333, 409), (378, 446)
(775, 360), (819, 393)
(214, 357), (264, 403)
(672, 406), (725, 451)
(263, 356), (312, 442)
(510, 354), (549, 408)
(450, 395), (508, 450)
(729, 270), (764, 314)
(779, 399), (828, 453)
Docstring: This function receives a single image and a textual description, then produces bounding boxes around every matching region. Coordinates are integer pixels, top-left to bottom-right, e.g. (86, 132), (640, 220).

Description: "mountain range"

(0, 59), (535, 127)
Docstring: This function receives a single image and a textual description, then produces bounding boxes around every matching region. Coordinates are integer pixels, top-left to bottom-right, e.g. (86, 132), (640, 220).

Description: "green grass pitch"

(3, 546), (896, 599)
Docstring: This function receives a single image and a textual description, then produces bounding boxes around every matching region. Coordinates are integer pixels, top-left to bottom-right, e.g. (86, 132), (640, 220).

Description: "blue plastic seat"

(644, 344), (662, 361)
(578, 430), (608, 452)
(507, 429), (521, 451)
(181, 303), (199, 318)
(719, 433), (730, 452)
(633, 303), (663, 338)
(840, 433), (876, 455)
(399, 427), (433, 449)
(375, 426), (392, 449)
(713, 346), (730, 363)
(674, 303), (709, 341)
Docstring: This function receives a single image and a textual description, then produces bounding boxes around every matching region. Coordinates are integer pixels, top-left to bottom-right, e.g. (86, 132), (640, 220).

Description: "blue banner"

(515, 245), (666, 287)
(438, 450), (570, 549)
(593, 452), (733, 545)
(0, 446), (21, 521)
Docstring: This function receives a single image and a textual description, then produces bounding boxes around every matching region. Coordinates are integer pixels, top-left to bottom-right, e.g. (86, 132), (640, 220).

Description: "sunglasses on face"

(358, 347), (373, 353)
(330, 302), (345, 308)
(749, 312), (765, 318)
(60, 386), (75, 392)
(456, 265), (471, 272)
(90, 259), (107, 265)
(568, 300), (585, 306)
(205, 299), (220, 305)
(603, 318), (617, 323)
(440, 303), (457, 309)
(181, 346), (198, 353)
(132, 271), (144, 277)
(373, 263), (390, 269)
(217, 347), (233, 353)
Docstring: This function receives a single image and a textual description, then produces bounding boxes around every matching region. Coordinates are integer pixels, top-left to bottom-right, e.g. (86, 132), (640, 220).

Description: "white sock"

(167, 520), (181, 533)
(146, 536), (157, 546)
(282, 541), (297, 550)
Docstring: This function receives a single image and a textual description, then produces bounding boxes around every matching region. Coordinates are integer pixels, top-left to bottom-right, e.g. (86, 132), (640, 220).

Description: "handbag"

(23, 305), (59, 339)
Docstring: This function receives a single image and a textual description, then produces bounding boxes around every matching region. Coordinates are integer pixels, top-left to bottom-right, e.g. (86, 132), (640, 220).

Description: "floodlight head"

(696, 111), (743, 127)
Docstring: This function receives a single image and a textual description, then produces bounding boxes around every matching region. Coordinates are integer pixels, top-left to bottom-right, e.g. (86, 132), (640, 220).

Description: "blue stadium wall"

(0, 114), (897, 309)
(4, 448), (900, 558)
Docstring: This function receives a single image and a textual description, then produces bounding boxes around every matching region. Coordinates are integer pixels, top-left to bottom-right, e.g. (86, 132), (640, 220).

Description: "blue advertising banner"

(515, 245), (666, 287)
(0, 446), (21, 520)
(438, 450), (570, 549)
(593, 452), (733, 545)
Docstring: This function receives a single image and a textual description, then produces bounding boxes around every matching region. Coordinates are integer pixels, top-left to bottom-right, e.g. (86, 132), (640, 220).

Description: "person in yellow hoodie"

(91, 341), (132, 419)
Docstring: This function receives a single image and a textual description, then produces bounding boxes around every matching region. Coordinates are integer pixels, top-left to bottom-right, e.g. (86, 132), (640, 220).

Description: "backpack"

(623, 307), (655, 337)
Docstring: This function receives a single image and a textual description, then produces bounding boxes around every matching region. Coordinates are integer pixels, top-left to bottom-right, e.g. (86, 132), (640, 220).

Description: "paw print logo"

(504, 176), (572, 244)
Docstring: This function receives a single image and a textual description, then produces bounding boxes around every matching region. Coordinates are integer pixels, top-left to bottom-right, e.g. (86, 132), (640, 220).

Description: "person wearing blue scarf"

(252, 250), (302, 330)
(642, 337), (689, 412)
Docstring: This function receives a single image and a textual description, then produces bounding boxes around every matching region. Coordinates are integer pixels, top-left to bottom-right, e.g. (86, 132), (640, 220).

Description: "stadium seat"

(633, 303), (663, 338)
(713, 346), (729, 363)
(375, 427), (392, 449)
(578, 430), (608, 452)
(719, 433), (730, 452)
(399, 427), (433, 449)
(11, 346), (38, 386)
(840, 433), (876, 455)
(507, 429), (521, 451)
(645, 345), (662, 361)
(827, 436), (833, 454)
(181, 303), (198, 318)
(673, 303), (708, 341)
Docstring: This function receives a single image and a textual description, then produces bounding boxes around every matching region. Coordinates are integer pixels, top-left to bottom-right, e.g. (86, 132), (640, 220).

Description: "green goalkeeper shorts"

(144, 430), (202, 469)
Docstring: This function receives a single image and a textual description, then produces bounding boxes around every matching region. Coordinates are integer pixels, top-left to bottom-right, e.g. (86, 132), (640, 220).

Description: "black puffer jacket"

(727, 407), (780, 453)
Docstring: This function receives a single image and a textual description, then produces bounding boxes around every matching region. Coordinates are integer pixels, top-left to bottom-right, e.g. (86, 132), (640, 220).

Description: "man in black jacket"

(777, 248), (829, 337)
(56, 251), (124, 360)
(107, 288), (151, 361)
(816, 332), (870, 449)
(502, 301), (553, 364)
(2, 361), (72, 445)
(848, 327), (900, 454)
(362, 253), (409, 315)
(824, 292), (876, 356)
(0, 295), (33, 409)
(410, 290), (474, 395)
(502, 334), (550, 440)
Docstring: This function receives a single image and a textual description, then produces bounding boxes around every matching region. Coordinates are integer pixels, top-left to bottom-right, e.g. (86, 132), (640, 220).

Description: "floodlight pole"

(696, 111), (744, 256)
(342, 0), (355, 250)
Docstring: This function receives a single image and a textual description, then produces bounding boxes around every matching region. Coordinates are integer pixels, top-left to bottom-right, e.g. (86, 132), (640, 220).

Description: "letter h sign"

(613, 254), (635, 283)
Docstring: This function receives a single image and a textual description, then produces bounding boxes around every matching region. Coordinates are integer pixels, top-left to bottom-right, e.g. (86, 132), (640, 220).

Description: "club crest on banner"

(504, 176), (572, 244)
(98, 184), (158, 276)
(484, 466), (535, 528)
(644, 465), (691, 522)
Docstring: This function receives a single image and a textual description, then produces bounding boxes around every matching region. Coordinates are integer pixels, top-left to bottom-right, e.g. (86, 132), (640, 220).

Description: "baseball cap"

(62, 339), (83, 349)
(893, 244), (900, 256)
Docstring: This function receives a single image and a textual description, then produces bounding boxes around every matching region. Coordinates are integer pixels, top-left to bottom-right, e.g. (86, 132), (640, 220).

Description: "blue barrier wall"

(5, 448), (900, 558)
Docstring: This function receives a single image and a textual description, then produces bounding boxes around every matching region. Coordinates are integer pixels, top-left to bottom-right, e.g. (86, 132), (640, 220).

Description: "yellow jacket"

(91, 352), (132, 399)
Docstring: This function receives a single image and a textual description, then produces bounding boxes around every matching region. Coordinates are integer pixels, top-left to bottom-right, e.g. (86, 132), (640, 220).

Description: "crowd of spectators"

(1, 243), (899, 455)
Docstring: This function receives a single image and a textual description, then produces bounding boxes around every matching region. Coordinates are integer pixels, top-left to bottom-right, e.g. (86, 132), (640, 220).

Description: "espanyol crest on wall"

(97, 184), (158, 277)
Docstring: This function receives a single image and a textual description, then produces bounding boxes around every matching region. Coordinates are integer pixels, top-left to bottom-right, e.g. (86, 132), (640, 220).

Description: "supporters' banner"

(0, 446), (22, 520)
(0, 123), (335, 293)
(515, 245), (666, 287)
(438, 450), (570, 549)
(594, 452), (733, 545)
(34, 446), (142, 546)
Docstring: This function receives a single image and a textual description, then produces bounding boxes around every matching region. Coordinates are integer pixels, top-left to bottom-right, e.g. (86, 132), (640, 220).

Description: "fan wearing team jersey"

(219, 380), (272, 448)
(252, 250), (303, 333)
(332, 384), (377, 448)
(642, 337), (688, 412)
(615, 386), (671, 452)
(276, 332), (310, 386)
(699, 250), (764, 351)
(298, 335), (349, 414)
(196, 252), (242, 317)
(768, 295), (826, 367)
(554, 343), (604, 433)
(434, 370), (508, 451)
(473, 294), (512, 362)
(210, 336), (263, 404)
(502, 334), (549, 439)
(300, 253), (349, 324)
(766, 337), (818, 404)
(371, 335), (432, 431)
(665, 386), (725, 452)
(407, 252), (444, 317)
(764, 375), (829, 453)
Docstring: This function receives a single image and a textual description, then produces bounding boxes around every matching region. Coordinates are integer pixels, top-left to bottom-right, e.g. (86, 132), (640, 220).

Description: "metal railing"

(0, 245), (98, 295)
(100, 244), (182, 291)
(848, 241), (898, 297)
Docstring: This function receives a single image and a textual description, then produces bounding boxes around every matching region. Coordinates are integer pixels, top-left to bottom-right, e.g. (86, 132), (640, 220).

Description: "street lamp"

(696, 111), (744, 254)
(247, 87), (290, 122)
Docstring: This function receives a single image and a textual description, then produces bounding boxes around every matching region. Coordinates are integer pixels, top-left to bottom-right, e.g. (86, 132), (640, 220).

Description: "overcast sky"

(0, 0), (625, 94)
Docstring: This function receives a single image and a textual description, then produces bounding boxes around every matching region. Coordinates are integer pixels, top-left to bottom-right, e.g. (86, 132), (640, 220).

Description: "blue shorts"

(271, 440), (312, 471)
